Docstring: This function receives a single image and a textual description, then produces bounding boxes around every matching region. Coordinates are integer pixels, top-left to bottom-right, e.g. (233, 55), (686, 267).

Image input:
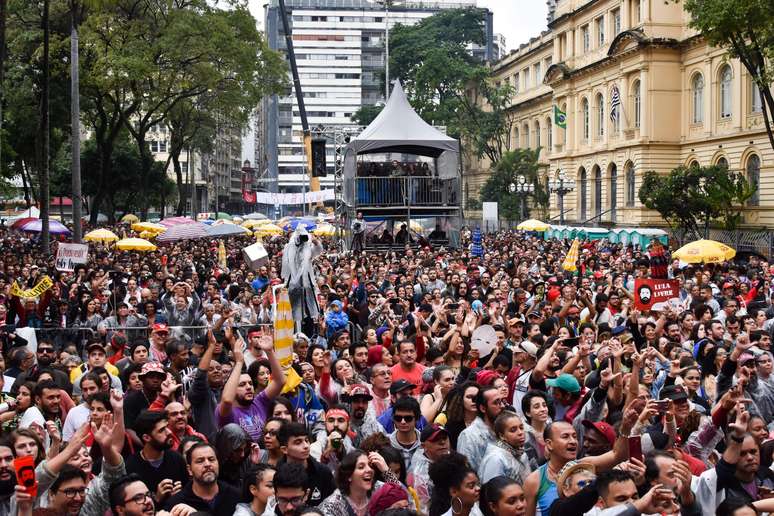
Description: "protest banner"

(55, 243), (89, 272)
(634, 278), (680, 311)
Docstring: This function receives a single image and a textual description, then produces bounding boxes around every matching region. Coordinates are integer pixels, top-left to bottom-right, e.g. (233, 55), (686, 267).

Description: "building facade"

(259, 0), (496, 194)
(467, 0), (773, 228)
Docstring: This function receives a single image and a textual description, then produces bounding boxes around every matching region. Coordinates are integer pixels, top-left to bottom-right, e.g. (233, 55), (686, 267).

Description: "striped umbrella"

(10, 217), (38, 230)
(562, 239), (580, 272)
(205, 223), (250, 238)
(19, 219), (71, 235)
(159, 216), (195, 227)
(273, 288), (294, 368)
(156, 222), (209, 242)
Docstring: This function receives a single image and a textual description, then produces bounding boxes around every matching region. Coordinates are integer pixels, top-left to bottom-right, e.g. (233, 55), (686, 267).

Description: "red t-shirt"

(390, 363), (426, 396)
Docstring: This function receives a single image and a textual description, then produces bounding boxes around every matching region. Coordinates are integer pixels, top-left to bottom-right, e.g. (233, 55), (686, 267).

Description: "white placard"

(55, 243), (89, 272)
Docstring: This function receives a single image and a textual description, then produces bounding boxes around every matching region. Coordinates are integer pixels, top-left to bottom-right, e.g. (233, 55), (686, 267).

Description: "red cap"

(346, 384), (373, 400)
(475, 369), (499, 387)
(593, 271), (604, 279)
(152, 323), (169, 333)
(582, 420), (616, 446)
(723, 282), (734, 290)
(547, 288), (561, 303)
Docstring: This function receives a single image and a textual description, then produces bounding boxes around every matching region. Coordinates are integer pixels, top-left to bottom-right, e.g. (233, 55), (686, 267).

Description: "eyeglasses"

(265, 430), (279, 437)
(277, 496), (306, 506)
(38, 348), (54, 354)
(124, 491), (151, 505)
(393, 414), (415, 422)
(61, 487), (88, 499)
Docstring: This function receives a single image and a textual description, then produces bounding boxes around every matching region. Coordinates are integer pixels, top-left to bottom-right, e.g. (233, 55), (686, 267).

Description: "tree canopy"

(389, 8), (515, 164)
(638, 165), (755, 238)
(479, 149), (546, 221)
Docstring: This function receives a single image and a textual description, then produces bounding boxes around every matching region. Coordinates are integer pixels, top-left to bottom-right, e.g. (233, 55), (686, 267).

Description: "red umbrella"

(10, 217), (38, 230)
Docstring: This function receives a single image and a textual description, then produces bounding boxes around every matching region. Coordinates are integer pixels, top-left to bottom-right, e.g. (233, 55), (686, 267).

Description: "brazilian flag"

(554, 105), (567, 129)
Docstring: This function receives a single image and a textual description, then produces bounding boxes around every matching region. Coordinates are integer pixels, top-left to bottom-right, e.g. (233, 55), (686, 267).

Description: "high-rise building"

(258, 0), (494, 194)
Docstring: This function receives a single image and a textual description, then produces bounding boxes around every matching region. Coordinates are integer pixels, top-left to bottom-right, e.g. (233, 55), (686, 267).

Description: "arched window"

(720, 65), (732, 119)
(596, 93), (605, 137)
(747, 154), (760, 206)
(688, 160), (700, 169)
(593, 165), (602, 216)
(579, 168), (588, 221)
(717, 157), (728, 169)
(546, 117), (553, 150)
(523, 123), (530, 148)
(692, 74), (704, 124)
(625, 162), (636, 207)
(633, 80), (641, 128)
(513, 127), (519, 149)
(582, 98), (590, 141)
(610, 164), (618, 217)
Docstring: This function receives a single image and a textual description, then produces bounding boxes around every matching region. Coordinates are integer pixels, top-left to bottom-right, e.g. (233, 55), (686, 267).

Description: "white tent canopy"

(343, 81), (461, 205)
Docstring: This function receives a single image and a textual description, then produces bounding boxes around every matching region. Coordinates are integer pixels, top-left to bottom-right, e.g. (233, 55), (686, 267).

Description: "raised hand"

(257, 334), (274, 352)
(110, 389), (124, 412)
(91, 413), (116, 449)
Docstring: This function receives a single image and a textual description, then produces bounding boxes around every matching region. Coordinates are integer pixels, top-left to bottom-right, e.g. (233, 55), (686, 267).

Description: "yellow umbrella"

(517, 219), (550, 231)
(673, 239), (736, 264)
(114, 238), (157, 252)
(139, 230), (157, 240)
(242, 219), (271, 229)
(410, 221), (423, 233)
(83, 228), (119, 243)
(131, 222), (167, 233)
(313, 223), (336, 237)
(255, 223), (283, 236)
(121, 214), (139, 223)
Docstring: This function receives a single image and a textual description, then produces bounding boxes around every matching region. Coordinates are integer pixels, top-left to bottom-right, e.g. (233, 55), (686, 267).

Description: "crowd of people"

(0, 222), (774, 516)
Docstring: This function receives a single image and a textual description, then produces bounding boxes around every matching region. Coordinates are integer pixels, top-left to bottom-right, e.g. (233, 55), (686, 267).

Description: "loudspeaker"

(311, 138), (327, 177)
(242, 243), (269, 271)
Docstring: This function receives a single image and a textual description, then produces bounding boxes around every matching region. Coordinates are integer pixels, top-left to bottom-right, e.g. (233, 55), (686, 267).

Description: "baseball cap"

(420, 424), (449, 443)
(419, 304), (433, 313)
(659, 384), (688, 401)
(546, 373), (581, 394)
(139, 362), (166, 377)
(86, 341), (106, 354)
(582, 420), (616, 446)
(152, 323), (169, 333)
(738, 352), (756, 366)
(514, 341), (538, 358)
(345, 384), (373, 401)
(723, 282), (735, 290)
(611, 324), (628, 337)
(389, 379), (416, 395)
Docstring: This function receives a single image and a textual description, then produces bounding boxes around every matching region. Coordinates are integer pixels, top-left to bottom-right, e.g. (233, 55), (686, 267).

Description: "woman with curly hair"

(319, 450), (401, 516)
(436, 382), (479, 449)
(428, 452), (482, 516)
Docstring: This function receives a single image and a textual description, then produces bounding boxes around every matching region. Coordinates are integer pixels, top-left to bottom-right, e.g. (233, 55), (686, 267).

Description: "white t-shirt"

(19, 406), (48, 448)
(512, 369), (534, 418)
(62, 403), (90, 441)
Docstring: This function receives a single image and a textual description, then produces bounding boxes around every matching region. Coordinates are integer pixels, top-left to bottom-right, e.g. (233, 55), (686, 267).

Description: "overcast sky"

(246, 1), (548, 51)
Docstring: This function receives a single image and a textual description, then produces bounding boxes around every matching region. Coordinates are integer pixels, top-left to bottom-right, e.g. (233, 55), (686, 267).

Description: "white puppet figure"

(281, 226), (324, 327)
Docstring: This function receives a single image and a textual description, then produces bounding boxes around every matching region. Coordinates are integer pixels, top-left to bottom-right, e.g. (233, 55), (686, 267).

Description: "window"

(582, 98), (590, 141)
(579, 168), (588, 221)
(593, 166), (602, 216)
(747, 154), (760, 206)
(535, 121), (541, 148)
(523, 123), (530, 148)
(547, 117), (553, 150)
(545, 56), (553, 69)
(625, 162), (636, 207)
(596, 16), (605, 47)
(150, 141), (159, 153)
(692, 74), (704, 124)
(720, 65), (732, 119)
(717, 157), (728, 169)
(513, 127), (519, 148)
(534, 63), (541, 87)
(633, 80), (641, 128)
(181, 162), (188, 174)
(523, 69), (530, 90)
(513, 74), (520, 93)
(582, 25), (590, 52)
(632, 0), (641, 24)
(752, 79), (763, 113)
(159, 141), (167, 153)
(596, 93), (605, 137)
(610, 163), (618, 216)
(613, 8), (621, 36)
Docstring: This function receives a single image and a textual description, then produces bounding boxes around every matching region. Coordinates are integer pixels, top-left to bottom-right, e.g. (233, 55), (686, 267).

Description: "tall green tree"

(389, 8), (515, 164)
(680, 0), (774, 151)
(639, 165), (755, 238)
(479, 149), (546, 221)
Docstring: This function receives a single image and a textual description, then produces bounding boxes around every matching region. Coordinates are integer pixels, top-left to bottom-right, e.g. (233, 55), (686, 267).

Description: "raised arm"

(259, 334), (287, 400)
(218, 347), (245, 418)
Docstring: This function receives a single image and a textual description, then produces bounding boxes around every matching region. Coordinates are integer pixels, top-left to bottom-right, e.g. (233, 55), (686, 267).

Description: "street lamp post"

(548, 170), (575, 225)
(369, 0), (403, 100)
(510, 174), (535, 220)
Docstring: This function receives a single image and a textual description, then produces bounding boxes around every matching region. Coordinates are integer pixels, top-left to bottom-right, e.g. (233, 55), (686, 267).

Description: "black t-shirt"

(123, 390), (150, 430)
(163, 480), (240, 514)
(125, 449), (189, 491)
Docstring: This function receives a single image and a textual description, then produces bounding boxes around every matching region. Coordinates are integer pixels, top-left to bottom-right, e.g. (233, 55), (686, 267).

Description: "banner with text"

(55, 243), (89, 272)
(253, 189), (335, 206)
(634, 278), (680, 312)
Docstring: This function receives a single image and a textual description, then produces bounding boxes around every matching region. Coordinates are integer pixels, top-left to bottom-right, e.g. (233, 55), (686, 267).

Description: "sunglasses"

(575, 479), (595, 489)
(393, 414), (415, 423)
(38, 348), (55, 354)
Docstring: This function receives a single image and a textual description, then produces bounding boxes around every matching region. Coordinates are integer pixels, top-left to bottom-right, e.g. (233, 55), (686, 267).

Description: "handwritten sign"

(55, 243), (88, 272)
